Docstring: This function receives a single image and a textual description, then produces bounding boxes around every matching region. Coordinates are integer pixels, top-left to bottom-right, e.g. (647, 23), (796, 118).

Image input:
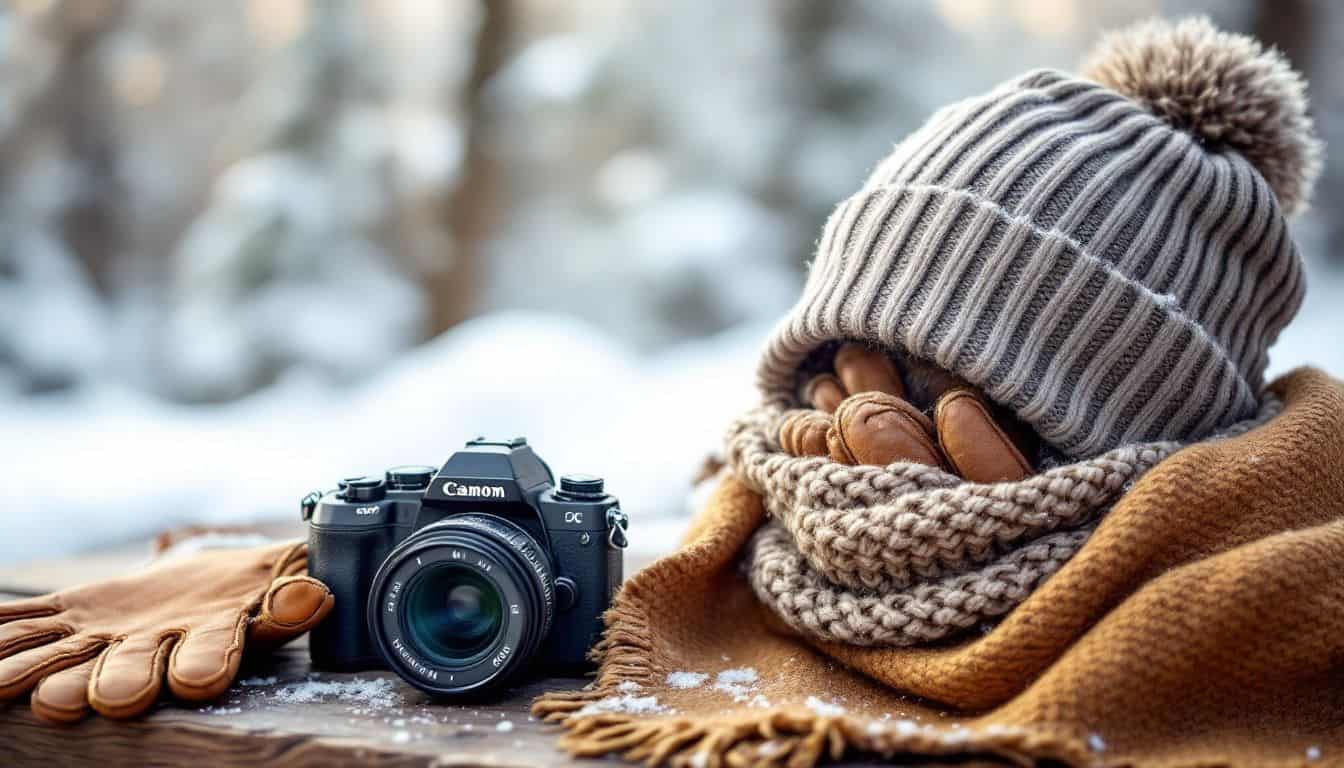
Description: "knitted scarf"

(533, 369), (1344, 768)
(725, 399), (1277, 647)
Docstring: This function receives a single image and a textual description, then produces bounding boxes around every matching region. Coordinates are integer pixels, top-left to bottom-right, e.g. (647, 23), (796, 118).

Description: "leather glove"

(779, 409), (831, 457)
(935, 387), (1033, 482)
(827, 390), (947, 469)
(781, 343), (1035, 482)
(0, 541), (333, 724)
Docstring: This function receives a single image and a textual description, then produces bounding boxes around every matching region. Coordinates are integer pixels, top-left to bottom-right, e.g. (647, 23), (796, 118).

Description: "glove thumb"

(249, 575), (334, 648)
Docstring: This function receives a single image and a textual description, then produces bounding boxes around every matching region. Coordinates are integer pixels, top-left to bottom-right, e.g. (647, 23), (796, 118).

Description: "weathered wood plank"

(0, 543), (1008, 767)
(0, 530), (619, 768)
(0, 632), (604, 768)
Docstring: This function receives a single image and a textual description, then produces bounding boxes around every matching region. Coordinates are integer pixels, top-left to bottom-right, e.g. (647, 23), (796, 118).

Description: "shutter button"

(558, 474), (604, 500)
(385, 465), (436, 490)
(344, 477), (386, 502)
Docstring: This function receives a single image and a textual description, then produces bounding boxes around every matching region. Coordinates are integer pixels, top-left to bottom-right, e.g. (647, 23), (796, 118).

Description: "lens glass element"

(405, 565), (504, 663)
(369, 513), (555, 696)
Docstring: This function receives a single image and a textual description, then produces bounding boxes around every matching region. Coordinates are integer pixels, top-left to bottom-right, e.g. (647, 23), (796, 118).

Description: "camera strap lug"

(300, 490), (323, 522)
(606, 507), (629, 549)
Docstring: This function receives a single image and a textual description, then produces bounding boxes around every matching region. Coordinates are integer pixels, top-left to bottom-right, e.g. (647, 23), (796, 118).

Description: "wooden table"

(0, 633), (602, 767)
(0, 526), (619, 767)
(0, 534), (1003, 767)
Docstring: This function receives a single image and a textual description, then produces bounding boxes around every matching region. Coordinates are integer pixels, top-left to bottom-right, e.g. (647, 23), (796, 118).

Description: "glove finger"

(0, 593), (60, 623)
(829, 392), (946, 469)
(249, 575), (334, 647)
(799, 374), (846, 413)
(0, 616), (73, 659)
(167, 615), (247, 702)
(779, 411), (831, 457)
(31, 655), (98, 724)
(934, 388), (1033, 483)
(0, 634), (105, 700)
(89, 633), (178, 719)
(834, 343), (906, 399)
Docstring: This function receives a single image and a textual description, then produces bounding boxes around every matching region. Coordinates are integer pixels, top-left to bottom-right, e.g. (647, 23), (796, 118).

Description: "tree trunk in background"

(53, 0), (129, 296)
(1254, 0), (1343, 261)
(764, 0), (842, 273)
(430, 0), (513, 336)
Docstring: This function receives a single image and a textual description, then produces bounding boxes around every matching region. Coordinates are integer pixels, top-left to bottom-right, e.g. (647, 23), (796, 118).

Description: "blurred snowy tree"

(479, 0), (1338, 347)
(0, 0), (123, 393)
(1253, 0), (1344, 260)
(0, 0), (1338, 401)
(0, 0), (478, 400)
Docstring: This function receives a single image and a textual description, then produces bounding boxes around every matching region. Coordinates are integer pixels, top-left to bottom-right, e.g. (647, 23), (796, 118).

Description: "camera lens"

(367, 514), (554, 697)
(404, 566), (503, 662)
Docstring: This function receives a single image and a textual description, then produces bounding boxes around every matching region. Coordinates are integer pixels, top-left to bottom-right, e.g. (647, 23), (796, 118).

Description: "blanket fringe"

(534, 689), (1091, 768)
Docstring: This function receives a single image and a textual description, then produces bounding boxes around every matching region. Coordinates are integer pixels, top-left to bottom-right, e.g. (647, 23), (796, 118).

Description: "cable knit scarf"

(725, 400), (1279, 647)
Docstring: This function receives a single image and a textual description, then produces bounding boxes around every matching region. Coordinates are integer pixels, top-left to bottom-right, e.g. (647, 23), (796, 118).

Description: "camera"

(301, 437), (627, 698)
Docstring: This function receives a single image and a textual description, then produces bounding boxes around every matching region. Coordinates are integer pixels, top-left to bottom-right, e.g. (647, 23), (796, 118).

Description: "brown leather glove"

(827, 391), (947, 469)
(783, 343), (1035, 481)
(0, 541), (333, 723)
(799, 374), (846, 414)
(779, 409), (832, 457)
(935, 387), (1034, 482)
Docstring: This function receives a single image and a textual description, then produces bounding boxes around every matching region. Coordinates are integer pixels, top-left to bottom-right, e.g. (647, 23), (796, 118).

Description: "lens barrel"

(367, 514), (555, 696)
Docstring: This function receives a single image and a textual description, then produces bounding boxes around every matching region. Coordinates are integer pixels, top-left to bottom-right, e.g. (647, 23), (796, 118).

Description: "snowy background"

(3, 0), (1343, 564)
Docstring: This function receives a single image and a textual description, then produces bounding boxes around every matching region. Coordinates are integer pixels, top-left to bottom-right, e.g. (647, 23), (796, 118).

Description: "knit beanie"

(757, 17), (1323, 458)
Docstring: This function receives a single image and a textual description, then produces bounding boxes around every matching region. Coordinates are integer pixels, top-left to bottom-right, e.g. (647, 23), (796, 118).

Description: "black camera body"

(304, 437), (626, 698)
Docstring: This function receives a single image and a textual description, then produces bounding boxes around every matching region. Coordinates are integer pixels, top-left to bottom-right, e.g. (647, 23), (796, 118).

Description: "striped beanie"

(758, 17), (1323, 458)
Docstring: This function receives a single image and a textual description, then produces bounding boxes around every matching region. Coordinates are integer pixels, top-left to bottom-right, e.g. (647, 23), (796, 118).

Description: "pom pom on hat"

(1082, 16), (1322, 215)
